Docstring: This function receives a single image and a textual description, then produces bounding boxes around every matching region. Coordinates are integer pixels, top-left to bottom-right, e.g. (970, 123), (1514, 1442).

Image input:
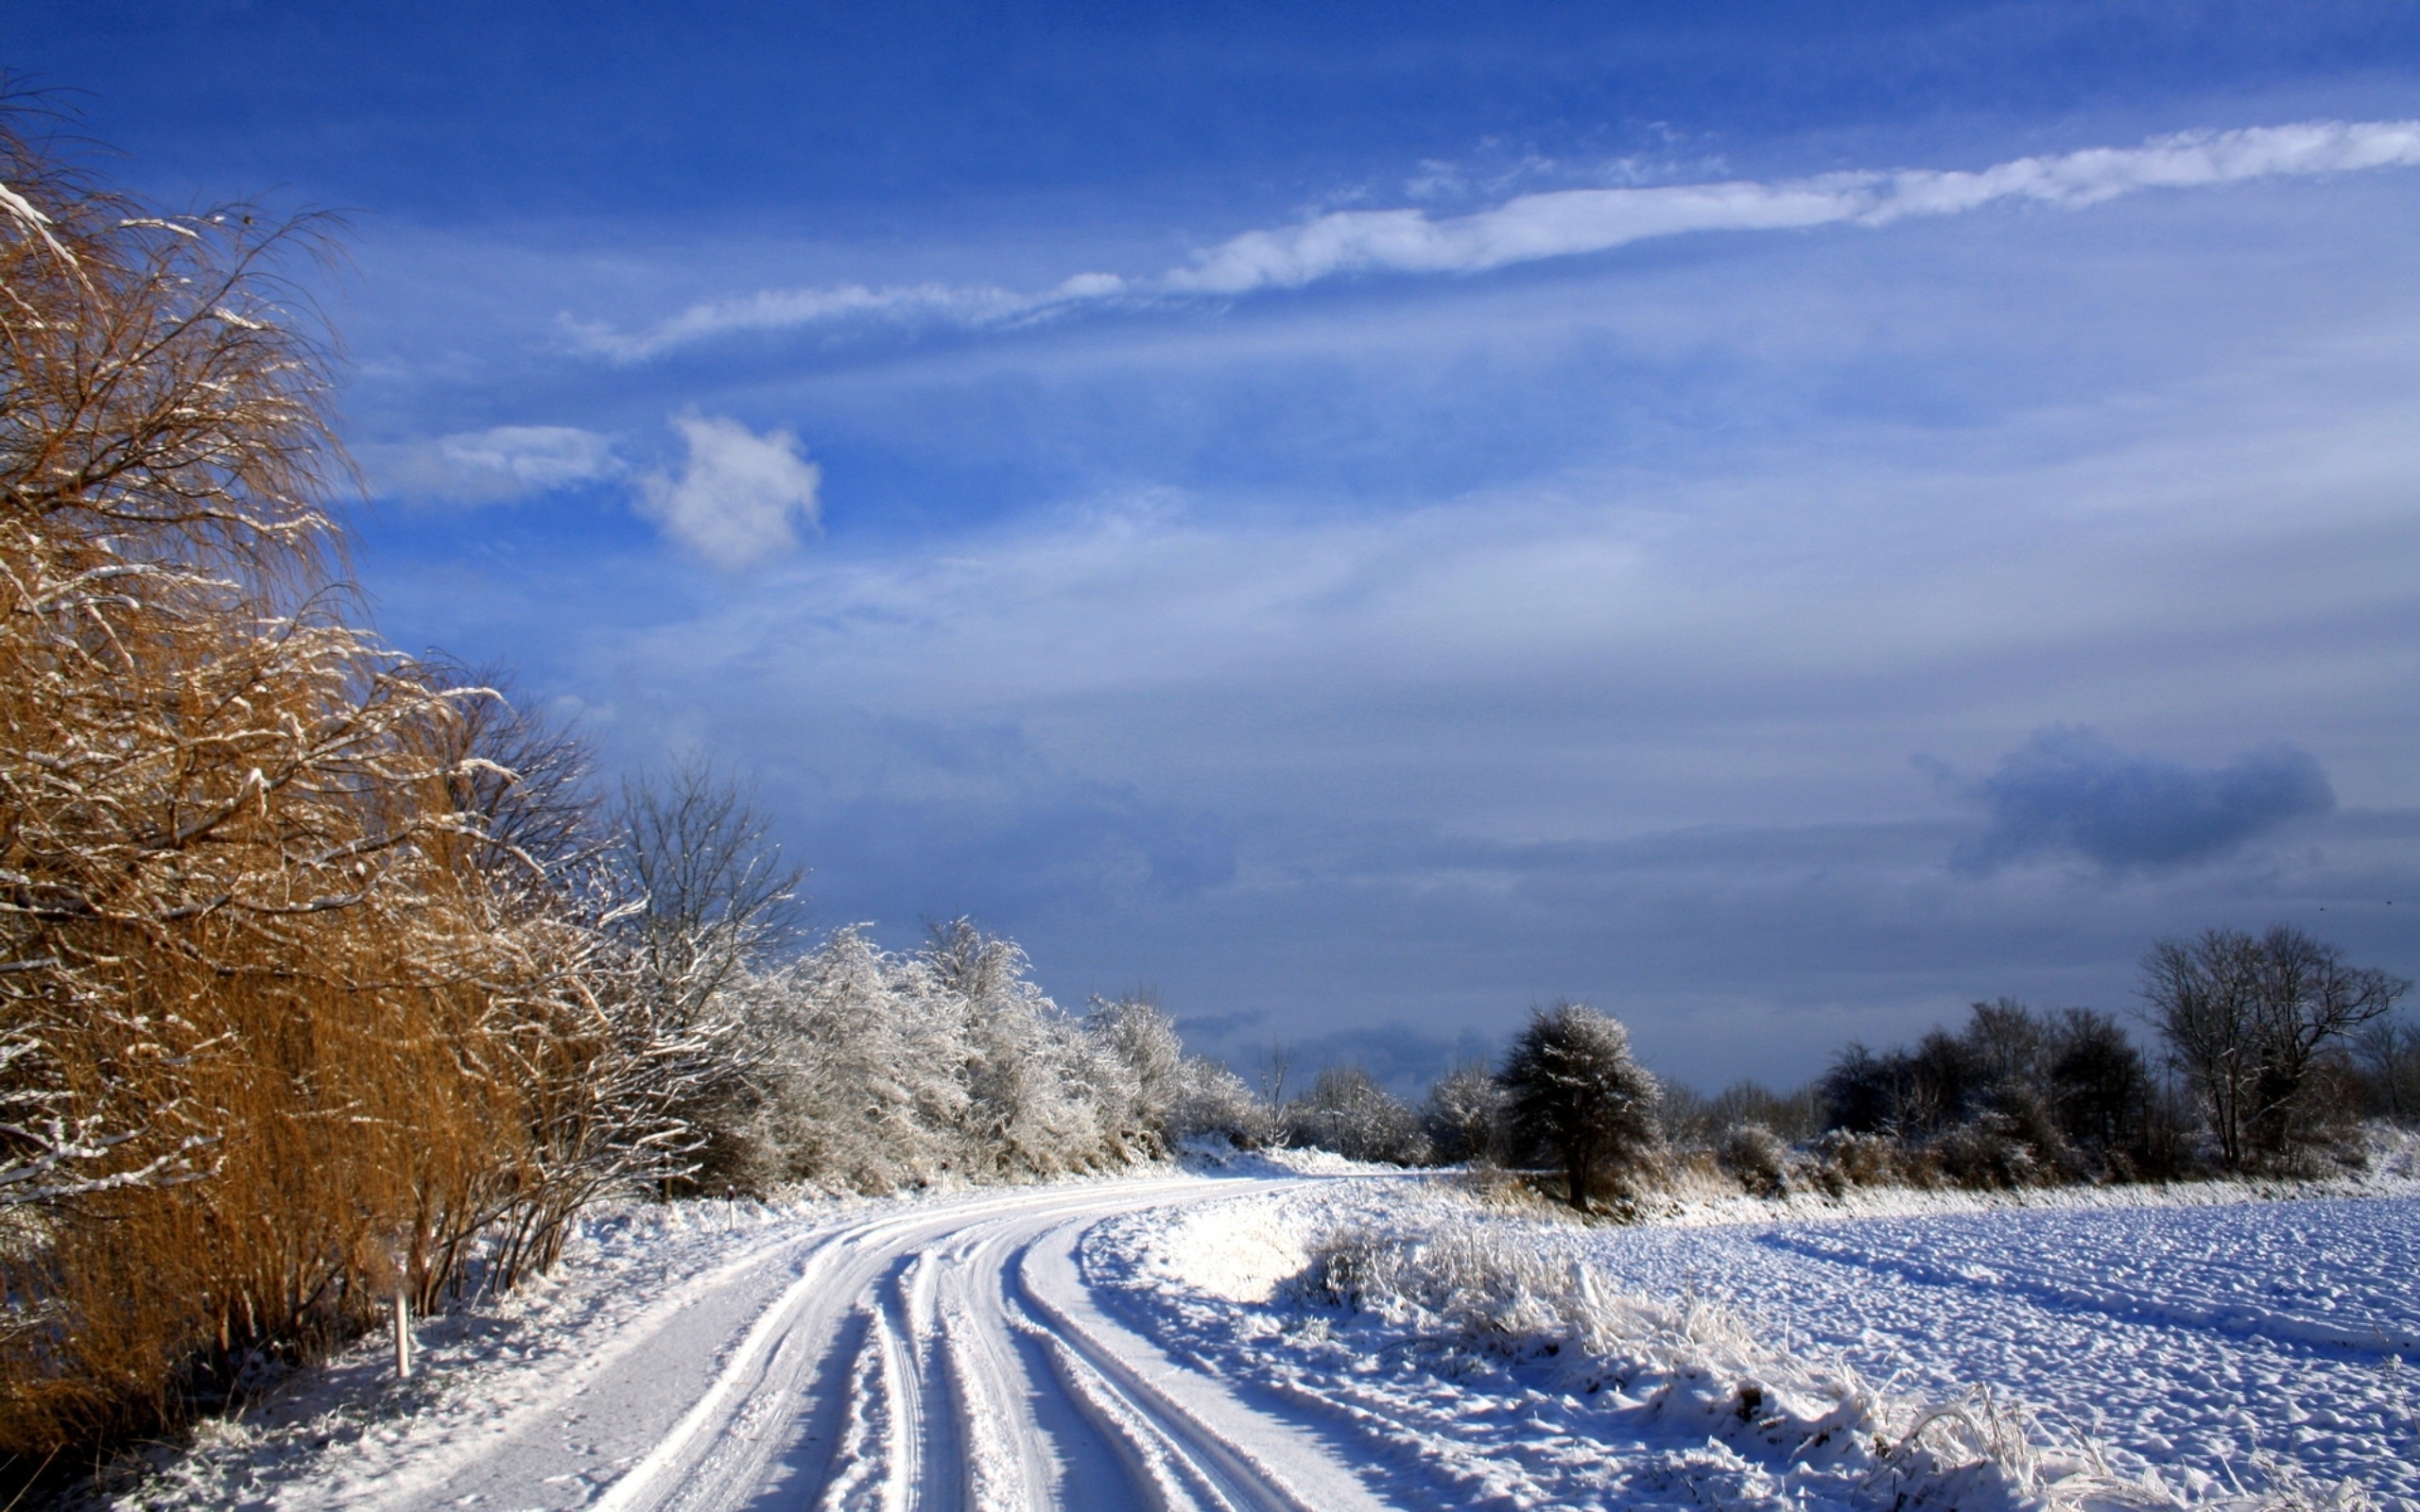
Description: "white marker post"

(392, 1285), (413, 1380)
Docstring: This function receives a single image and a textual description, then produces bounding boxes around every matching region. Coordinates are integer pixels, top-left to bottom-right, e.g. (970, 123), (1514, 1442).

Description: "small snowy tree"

(1285, 1067), (1430, 1164)
(1423, 1059), (1508, 1165)
(609, 760), (802, 1190)
(616, 759), (802, 1027)
(929, 922), (1103, 1177)
(1500, 1003), (1660, 1211)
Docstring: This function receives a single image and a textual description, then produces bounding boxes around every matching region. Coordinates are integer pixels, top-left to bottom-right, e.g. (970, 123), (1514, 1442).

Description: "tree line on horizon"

(1260, 923), (2413, 1212)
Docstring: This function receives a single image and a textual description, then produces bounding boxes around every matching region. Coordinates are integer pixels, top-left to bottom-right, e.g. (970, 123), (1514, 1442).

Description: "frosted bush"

(718, 923), (1246, 1194)
(1167, 1056), (1271, 1148)
(1716, 1122), (1791, 1196)
(1423, 1060), (1509, 1165)
(1283, 1067), (1432, 1164)
(1935, 1112), (2047, 1191)
(940, 927), (1110, 1177)
(1810, 1128), (1905, 1194)
(734, 927), (976, 1193)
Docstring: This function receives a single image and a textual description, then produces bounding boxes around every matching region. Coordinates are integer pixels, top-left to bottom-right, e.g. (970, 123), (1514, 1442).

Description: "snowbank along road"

(373, 1173), (1387, 1512)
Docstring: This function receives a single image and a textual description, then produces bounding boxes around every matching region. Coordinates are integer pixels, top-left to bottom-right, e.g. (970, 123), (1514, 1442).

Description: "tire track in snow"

(1011, 1226), (1370, 1512)
(934, 1228), (1056, 1512)
(406, 1176), (1386, 1512)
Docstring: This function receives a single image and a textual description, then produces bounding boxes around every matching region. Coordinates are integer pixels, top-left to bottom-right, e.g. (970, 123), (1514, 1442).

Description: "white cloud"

(569, 272), (1132, 363)
(1167, 180), (1847, 292)
(1168, 119), (2420, 292)
(574, 118), (2420, 357)
(366, 424), (620, 504)
(636, 414), (822, 570)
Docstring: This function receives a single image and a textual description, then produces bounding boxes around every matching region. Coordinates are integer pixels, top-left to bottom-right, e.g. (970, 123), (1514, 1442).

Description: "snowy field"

(1588, 1197), (2420, 1500)
(1093, 1168), (2420, 1512)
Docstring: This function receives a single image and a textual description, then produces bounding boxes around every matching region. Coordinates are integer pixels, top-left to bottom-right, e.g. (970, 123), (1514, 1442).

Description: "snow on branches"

(710, 921), (1260, 1195)
(0, 111), (663, 1452)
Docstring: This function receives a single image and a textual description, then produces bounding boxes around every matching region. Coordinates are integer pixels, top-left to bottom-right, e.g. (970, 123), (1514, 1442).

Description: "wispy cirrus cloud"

(364, 423), (622, 504)
(567, 272), (1132, 362)
(572, 119), (2420, 361)
(1173, 118), (2420, 294)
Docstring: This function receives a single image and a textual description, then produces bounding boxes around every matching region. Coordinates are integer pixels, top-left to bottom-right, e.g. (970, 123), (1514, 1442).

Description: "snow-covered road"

(372, 1174), (1385, 1512)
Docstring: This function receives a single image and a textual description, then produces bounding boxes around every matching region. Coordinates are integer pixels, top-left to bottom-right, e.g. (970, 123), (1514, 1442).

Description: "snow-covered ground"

(84, 1194), (846, 1509)
(86, 1166), (1382, 1512)
(1093, 1166), (2419, 1512)
(1589, 1197), (2420, 1497)
(77, 1152), (2420, 1511)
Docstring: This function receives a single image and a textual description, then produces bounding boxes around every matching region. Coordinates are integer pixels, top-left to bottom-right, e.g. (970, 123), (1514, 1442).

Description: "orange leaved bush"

(0, 111), (683, 1454)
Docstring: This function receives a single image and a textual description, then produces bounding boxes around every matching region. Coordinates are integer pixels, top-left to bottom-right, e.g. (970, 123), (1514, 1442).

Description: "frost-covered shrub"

(931, 922), (1113, 1177)
(1167, 1056), (1273, 1149)
(1086, 992), (1272, 1154)
(1715, 1123), (1790, 1197)
(719, 924), (1252, 1194)
(732, 927), (976, 1193)
(1932, 1113), (2045, 1191)
(1808, 1128), (1903, 1194)
(1284, 1068), (1432, 1165)
(1423, 1060), (1509, 1165)
(1083, 992), (1182, 1155)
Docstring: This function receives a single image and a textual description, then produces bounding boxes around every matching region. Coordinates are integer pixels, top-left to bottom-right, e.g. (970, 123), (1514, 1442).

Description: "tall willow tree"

(0, 110), (677, 1453)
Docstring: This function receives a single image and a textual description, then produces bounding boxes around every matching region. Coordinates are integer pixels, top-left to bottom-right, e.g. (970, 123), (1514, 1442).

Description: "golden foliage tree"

(0, 111), (675, 1453)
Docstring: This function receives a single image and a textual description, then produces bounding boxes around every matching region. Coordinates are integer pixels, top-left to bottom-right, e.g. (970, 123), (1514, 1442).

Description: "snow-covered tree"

(1285, 1066), (1431, 1165)
(1500, 1003), (1660, 1211)
(1423, 1059), (1508, 1165)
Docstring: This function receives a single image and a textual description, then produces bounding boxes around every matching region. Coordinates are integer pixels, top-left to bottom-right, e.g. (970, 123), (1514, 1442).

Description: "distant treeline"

(1269, 925), (2414, 1209)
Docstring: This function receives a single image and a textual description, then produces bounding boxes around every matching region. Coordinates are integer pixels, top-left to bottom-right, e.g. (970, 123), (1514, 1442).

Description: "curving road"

(379, 1176), (1385, 1512)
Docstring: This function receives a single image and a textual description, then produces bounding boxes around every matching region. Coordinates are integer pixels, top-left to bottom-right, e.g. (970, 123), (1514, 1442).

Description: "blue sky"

(19, 2), (2418, 1091)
